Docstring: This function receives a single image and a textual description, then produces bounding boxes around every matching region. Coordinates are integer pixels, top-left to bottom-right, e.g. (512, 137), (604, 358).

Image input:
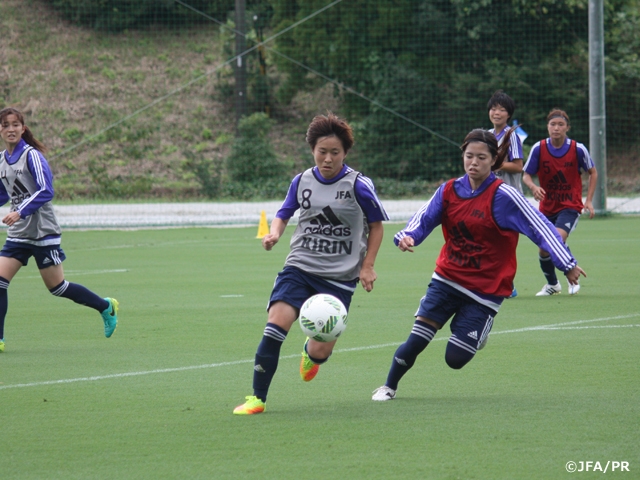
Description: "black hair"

(487, 90), (516, 121)
(306, 112), (354, 153)
(460, 128), (516, 171)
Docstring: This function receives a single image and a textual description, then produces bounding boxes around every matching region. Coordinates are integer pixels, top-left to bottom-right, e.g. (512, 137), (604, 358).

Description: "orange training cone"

(256, 210), (269, 239)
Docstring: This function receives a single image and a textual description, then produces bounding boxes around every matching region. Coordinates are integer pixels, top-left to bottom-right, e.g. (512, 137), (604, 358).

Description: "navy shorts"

(546, 209), (580, 235)
(415, 279), (495, 350)
(268, 266), (354, 313)
(0, 240), (66, 269)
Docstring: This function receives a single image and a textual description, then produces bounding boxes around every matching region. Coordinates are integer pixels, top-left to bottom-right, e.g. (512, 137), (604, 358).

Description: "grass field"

(1, 217), (639, 479)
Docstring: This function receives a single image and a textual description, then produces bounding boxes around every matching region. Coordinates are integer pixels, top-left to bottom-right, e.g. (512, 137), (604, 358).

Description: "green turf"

(1, 217), (639, 479)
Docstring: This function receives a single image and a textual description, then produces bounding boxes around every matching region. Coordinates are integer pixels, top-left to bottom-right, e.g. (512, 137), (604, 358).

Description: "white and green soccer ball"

(299, 294), (348, 342)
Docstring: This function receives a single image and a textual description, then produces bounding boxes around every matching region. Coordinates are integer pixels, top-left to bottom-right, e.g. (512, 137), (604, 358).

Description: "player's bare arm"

(584, 167), (598, 219)
(523, 172), (545, 201)
(262, 217), (288, 251)
(359, 221), (383, 292)
(499, 158), (523, 174)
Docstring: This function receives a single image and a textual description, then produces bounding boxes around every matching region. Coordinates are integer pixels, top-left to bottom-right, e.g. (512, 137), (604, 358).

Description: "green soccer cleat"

(300, 338), (320, 382)
(0, 338), (4, 353)
(233, 396), (266, 415)
(101, 298), (119, 338)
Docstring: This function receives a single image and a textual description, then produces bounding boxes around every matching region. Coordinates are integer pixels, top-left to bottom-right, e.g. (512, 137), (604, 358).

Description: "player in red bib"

(371, 128), (585, 402)
(523, 109), (598, 296)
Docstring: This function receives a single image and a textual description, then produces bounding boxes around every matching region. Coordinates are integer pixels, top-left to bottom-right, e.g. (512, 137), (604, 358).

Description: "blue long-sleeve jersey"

(394, 174), (577, 309)
(0, 139), (55, 217)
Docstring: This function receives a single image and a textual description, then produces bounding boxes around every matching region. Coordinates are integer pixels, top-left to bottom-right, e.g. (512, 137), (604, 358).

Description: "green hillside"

(1, 0), (638, 200)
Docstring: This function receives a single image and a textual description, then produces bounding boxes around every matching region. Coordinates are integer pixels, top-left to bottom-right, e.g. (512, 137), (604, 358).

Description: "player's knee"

(444, 345), (474, 370)
(445, 355), (469, 370)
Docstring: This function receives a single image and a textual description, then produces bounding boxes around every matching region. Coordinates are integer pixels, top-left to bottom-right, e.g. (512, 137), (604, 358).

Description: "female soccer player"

(522, 109), (597, 296)
(233, 113), (388, 414)
(0, 108), (118, 353)
(487, 90), (524, 194)
(487, 90), (525, 298)
(371, 128), (585, 402)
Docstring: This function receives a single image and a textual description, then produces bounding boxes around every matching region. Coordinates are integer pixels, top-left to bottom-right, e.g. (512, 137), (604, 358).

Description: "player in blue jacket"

(523, 109), (597, 296)
(371, 128), (585, 402)
(0, 108), (118, 353)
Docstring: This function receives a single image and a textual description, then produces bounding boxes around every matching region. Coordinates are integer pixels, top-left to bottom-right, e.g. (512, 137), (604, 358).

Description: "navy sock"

(539, 255), (558, 285)
(253, 323), (288, 402)
(385, 321), (437, 390)
(0, 276), (8, 339)
(49, 281), (109, 312)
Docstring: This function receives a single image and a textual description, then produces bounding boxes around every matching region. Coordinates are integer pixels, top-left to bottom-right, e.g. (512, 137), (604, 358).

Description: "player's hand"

(565, 265), (586, 285)
(532, 186), (546, 202)
(583, 200), (596, 219)
(2, 212), (20, 226)
(262, 233), (279, 251)
(359, 265), (377, 292)
(398, 236), (415, 253)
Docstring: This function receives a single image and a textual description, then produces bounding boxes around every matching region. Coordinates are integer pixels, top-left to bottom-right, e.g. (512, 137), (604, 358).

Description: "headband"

(548, 113), (569, 123)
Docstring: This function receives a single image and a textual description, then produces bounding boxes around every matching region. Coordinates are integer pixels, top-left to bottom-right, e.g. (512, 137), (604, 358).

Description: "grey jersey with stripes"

(285, 169), (368, 282)
(0, 147), (61, 242)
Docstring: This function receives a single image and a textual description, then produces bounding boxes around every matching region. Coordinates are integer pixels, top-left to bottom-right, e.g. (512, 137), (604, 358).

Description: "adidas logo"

(42, 258), (52, 265)
(304, 206), (351, 236)
(394, 356), (408, 366)
(254, 364), (266, 373)
(546, 171), (571, 191)
(467, 331), (478, 340)
(451, 221), (475, 242)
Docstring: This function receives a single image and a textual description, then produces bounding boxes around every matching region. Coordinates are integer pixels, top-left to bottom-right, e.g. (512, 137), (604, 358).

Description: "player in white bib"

(0, 108), (118, 353)
(233, 113), (388, 414)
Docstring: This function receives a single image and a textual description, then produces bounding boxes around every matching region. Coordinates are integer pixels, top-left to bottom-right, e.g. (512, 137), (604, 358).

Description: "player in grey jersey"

(234, 113), (388, 415)
(0, 108), (118, 353)
(487, 90), (524, 298)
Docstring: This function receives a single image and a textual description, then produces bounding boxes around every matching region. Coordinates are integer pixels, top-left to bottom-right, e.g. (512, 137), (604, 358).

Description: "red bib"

(435, 178), (519, 297)
(538, 139), (583, 216)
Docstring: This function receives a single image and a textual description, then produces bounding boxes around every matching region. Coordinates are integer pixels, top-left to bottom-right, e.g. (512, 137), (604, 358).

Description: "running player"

(371, 128), (585, 402)
(233, 113), (388, 414)
(0, 108), (118, 353)
(487, 90), (525, 298)
(522, 108), (597, 296)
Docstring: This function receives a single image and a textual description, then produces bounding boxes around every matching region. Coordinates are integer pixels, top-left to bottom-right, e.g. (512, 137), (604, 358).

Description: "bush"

(181, 151), (221, 199)
(226, 112), (287, 182)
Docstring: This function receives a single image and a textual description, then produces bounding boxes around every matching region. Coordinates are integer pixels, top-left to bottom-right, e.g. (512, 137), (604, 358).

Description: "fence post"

(589, 0), (607, 214)
(235, 0), (247, 130)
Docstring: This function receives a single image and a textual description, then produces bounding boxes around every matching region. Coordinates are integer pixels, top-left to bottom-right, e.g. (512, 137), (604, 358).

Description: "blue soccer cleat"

(101, 298), (119, 338)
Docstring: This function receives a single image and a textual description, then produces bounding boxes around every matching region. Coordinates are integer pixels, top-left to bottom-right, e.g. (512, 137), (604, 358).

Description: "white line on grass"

(22, 269), (128, 279)
(1, 313), (638, 391)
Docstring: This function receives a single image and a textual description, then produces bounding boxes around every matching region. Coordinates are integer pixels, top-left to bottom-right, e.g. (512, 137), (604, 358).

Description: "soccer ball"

(299, 294), (348, 342)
